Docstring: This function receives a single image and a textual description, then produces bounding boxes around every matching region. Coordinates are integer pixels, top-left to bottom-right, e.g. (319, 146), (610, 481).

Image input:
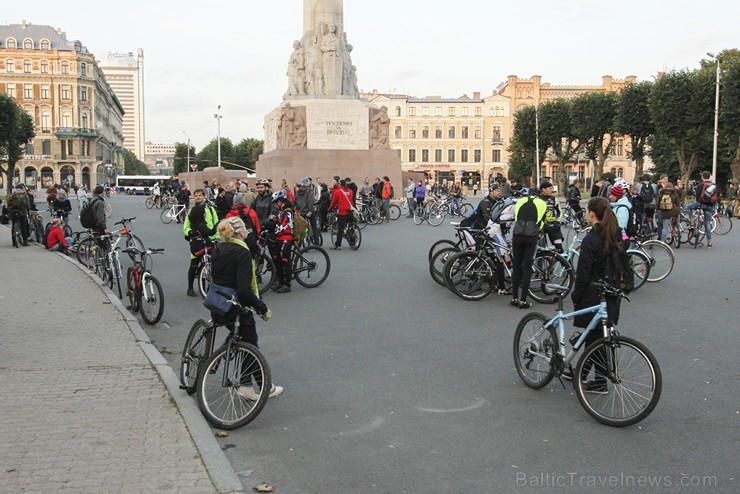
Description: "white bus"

(116, 175), (172, 195)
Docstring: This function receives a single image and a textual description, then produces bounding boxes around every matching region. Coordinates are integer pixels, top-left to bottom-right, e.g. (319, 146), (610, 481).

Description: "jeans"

(382, 199), (390, 221)
(660, 218), (672, 242)
(450, 196), (461, 215)
(406, 197), (415, 216)
(308, 212), (320, 244)
(687, 202), (714, 240)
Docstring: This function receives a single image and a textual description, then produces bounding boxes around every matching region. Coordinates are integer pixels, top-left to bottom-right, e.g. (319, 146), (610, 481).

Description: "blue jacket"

(611, 197), (631, 236)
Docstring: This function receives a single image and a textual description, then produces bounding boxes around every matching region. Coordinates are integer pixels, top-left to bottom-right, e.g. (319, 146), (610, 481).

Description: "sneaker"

(497, 288), (512, 295)
(584, 380), (608, 395)
(330, 245), (341, 250)
(518, 299), (532, 309)
(276, 285), (291, 293)
(237, 386), (260, 401)
(186, 288), (197, 297)
(269, 384), (284, 398)
(270, 283), (284, 292)
(510, 298), (520, 307)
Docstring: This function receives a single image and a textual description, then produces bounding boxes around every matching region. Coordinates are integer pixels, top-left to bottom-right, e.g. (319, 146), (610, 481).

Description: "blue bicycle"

(513, 282), (662, 427)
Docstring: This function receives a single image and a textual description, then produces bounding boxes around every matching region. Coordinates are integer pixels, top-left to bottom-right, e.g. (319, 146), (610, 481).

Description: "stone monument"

(257, 0), (401, 189)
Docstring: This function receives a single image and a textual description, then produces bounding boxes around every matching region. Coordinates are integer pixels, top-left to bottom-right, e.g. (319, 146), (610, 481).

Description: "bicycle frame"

(544, 300), (611, 369)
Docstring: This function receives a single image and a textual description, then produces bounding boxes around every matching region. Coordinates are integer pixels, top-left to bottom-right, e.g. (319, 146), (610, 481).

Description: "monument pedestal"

(257, 148), (401, 189)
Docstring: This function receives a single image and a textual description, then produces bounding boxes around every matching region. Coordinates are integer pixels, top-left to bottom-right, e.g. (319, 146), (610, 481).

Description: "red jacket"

(329, 185), (354, 216)
(274, 209), (294, 241)
(46, 226), (68, 249)
(225, 204), (260, 237)
(382, 181), (392, 200)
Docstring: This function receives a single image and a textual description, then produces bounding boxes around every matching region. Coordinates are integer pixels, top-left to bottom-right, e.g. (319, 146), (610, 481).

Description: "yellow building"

(0, 21), (124, 190)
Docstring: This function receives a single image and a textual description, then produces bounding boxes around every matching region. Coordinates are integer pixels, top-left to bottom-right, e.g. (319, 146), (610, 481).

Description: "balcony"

(491, 136), (504, 145)
(54, 155), (80, 162)
(54, 127), (99, 138)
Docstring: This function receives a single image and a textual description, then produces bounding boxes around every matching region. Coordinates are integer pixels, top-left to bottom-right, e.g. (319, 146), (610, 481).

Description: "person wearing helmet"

(251, 179), (276, 224)
(265, 189), (294, 293)
(609, 184), (632, 247)
(7, 184), (31, 246)
(328, 177), (354, 250)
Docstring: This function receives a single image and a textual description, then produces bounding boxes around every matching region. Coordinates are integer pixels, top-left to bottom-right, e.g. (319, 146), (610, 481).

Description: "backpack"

(614, 204), (638, 238)
(80, 197), (100, 228)
(458, 206), (478, 228)
(390, 185), (395, 198)
(292, 212), (309, 244)
(6, 192), (23, 212)
(604, 245), (634, 294)
(598, 183), (611, 198)
(658, 191), (673, 211)
(638, 182), (655, 203)
(700, 182), (719, 204)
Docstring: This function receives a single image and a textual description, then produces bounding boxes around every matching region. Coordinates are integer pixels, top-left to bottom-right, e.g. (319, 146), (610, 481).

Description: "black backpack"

(639, 182), (655, 203)
(604, 245), (634, 293)
(80, 197), (100, 229)
(614, 204), (638, 238)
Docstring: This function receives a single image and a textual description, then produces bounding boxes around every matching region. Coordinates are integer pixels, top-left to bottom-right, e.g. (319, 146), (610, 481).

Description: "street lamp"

(707, 52), (720, 182)
(535, 103), (541, 188)
(214, 105), (222, 168)
(182, 130), (191, 171)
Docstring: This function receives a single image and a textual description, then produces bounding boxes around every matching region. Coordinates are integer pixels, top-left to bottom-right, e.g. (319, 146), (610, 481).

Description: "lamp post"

(214, 105), (222, 168)
(535, 104), (541, 188)
(707, 52), (720, 182)
(182, 131), (191, 171)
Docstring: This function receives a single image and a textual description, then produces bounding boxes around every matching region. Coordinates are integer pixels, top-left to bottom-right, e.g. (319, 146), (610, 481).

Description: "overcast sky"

(6, 0), (738, 150)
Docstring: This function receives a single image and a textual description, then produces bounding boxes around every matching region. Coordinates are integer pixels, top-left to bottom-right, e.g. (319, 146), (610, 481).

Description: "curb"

(54, 246), (246, 494)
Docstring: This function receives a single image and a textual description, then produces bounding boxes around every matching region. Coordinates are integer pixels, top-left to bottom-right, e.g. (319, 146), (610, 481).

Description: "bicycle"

(711, 209), (732, 235)
(145, 194), (176, 209)
(27, 210), (44, 244)
(261, 234), (331, 289)
(330, 217), (361, 250)
(160, 203), (188, 224)
(123, 247), (165, 325)
(180, 296), (271, 429)
(76, 217), (145, 267)
(513, 282), (662, 427)
(10, 212), (25, 247)
(90, 232), (125, 299)
(686, 205), (712, 248)
(413, 200), (446, 226)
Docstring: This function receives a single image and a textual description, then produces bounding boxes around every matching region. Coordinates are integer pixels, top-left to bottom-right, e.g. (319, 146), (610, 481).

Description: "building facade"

(0, 20), (124, 190)
(144, 141), (175, 175)
(99, 49), (145, 160)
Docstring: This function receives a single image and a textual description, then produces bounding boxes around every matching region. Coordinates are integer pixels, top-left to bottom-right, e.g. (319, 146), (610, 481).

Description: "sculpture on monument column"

(285, 40), (306, 97)
(305, 32), (324, 96)
(342, 42), (355, 97)
(350, 65), (359, 97)
(277, 103), (307, 149)
(321, 23), (342, 95)
(370, 106), (391, 149)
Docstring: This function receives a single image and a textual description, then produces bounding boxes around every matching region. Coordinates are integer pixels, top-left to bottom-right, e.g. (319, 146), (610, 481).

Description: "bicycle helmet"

(613, 178), (629, 189)
(271, 189), (286, 203)
(256, 178), (270, 186)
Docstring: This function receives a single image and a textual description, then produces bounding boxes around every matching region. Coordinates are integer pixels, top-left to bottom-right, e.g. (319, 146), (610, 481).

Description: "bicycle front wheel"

(104, 203), (113, 218)
(443, 251), (495, 301)
(139, 273), (164, 325)
(574, 335), (662, 427)
(712, 215), (732, 235)
(293, 246), (330, 288)
(347, 223), (361, 250)
(428, 239), (462, 263)
(197, 262), (211, 298)
(528, 251), (574, 304)
(197, 342), (271, 429)
(256, 253), (276, 293)
(145, 197), (155, 209)
(180, 319), (211, 395)
(513, 312), (556, 389)
(627, 250), (650, 291)
(429, 247), (458, 286)
(413, 207), (425, 225)
(388, 205), (401, 220)
(160, 208), (174, 224)
(126, 234), (146, 262)
(76, 237), (95, 268)
(126, 267), (139, 312)
(642, 240), (675, 282)
(426, 207), (446, 226)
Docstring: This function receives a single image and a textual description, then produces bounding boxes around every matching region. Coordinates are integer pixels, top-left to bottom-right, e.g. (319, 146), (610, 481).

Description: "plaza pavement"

(0, 225), (244, 493)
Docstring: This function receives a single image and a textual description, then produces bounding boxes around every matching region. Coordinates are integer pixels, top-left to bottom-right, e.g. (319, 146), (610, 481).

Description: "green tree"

(572, 91), (618, 181)
(507, 105), (546, 184)
(540, 99), (581, 193)
(707, 49), (740, 184)
(173, 142), (196, 175)
(232, 138), (263, 171)
(196, 138), (234, 170)
(615, 81), (655, 180)
(122, 148), (150, 175)
(0, 94), (35, 196)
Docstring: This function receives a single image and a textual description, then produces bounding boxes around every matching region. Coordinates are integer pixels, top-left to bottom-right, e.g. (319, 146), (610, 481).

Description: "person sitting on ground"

(47, 218), (72, 253)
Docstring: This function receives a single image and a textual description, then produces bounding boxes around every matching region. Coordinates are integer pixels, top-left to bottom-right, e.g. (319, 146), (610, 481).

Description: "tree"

(122, 148), (150, 175)
(507, 105), (546, 185)
(173, 142), (196, 175)
(572, 91), (618, 181)
(196, 138), (234, 170)
(232, 138), (264, 171)
(708, 49), (740, 184)
(539, 99), (581, 193)
(0, 94), (35, 196)
(615, 81), (655, 180)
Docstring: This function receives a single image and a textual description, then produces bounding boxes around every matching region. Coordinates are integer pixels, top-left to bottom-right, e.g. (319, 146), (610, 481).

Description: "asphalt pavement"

(5, 193), (739, 494)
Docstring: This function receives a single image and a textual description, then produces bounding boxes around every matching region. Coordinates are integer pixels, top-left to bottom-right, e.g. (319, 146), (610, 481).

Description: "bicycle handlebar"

(114, 217), (137, 226)
(215, 290), (270, 320)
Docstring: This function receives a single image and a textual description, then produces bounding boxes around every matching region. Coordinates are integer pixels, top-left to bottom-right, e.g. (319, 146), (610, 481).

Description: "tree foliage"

(122, 148), (150, 176)
(173, 142), (197, 175)
(0, 94), (35, 196)
(539, 99), (581, 192)
(196, 138), (234, 170)
(615, 81), (655, 179)
(507, 105), (546, 184)
(571, 91), (618, 180)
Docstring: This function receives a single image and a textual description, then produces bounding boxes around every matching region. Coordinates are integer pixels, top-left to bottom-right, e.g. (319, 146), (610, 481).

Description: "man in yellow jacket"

(510, 190), (548, 309)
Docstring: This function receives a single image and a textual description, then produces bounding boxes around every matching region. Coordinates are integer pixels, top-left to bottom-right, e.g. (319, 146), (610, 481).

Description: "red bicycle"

(124, 246), (165, 325)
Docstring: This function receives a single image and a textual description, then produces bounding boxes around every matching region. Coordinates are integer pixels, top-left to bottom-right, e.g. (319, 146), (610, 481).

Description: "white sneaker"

(269, 384), (284, 398)
(237, 386), (260, 401)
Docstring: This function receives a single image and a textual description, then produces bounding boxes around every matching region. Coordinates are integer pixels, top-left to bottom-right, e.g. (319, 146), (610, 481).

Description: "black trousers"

(11, 213), (29, 245)
(335, 214), (350, 247)
(269, 239), (293, 287)
(511, 234), (538, 302)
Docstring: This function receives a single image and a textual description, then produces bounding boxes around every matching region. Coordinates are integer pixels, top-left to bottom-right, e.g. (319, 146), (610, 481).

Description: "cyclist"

(475, 184), (511, 295)
(89, 185), (108, 235)
(225, 193), (261, 258)
(449, 181), (463, 216)
(565, 179), (584, 225)
(7, 184), (31, 247)
(414, 180), (426, 211)
(294, 177), (319, 244)
(538, 181), (565, 254)
(184, 189), (220, 296)
(404, 178), (416, 218)
(264, 190), (295, 293)
(152, 181), (162, 207)
(76, 185), (88, 210)
(175, 183), (191, 223)
(633, 174), (658, 234)
(657, 182), (680, 242)
(46, 218), (72, 253)
(328, 177), (354, 250)
(608, 183), (632, 248)
(211, 216), (282, 399)
(510, 189), (549, 309)
(52, 189), (73, 226)
(687, 170), (719, 249)
(251, 179), (275, 225)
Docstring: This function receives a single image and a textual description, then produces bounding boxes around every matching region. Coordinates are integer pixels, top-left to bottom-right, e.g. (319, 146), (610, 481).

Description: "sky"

(5, 0), (738, 150)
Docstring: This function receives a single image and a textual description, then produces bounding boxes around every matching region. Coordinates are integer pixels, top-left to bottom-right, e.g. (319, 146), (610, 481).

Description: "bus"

(116, 175), (172, 195)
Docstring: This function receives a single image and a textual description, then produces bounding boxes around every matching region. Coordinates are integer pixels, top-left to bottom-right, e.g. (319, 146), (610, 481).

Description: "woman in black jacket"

(319, 182), (331, 231)
(211, 216), (283, 399)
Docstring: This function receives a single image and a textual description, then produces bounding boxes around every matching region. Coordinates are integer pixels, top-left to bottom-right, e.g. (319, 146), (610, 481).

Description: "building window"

(435, 126), (442, 139)
(490, 107), (495, 116)
(395, 106), (401, 117)
(6, 38), (17, 49)
(409, 127), (416, 139)
(23, 84), (33, 99)
(617, 139), (624, 156)
(474, 149), (481, 162)
(461, 126), (469, 139)
(394, 125), (402, 138)
(409, 107), (416, 117)
(61, 61), (69, 74)
(61, 112), (71, 127)
(40, 60), (48, 73)
(422, 149), (429, 162)
(578, 166), (585, 182)
(40, 39), (50, 50)
(461, 149), (468, 162)
(6, 59), (15, 73)
(617, 167), (624, 178)
(6, 84), (16, 98)
(80, 63), (86, 77)
(409, 149), (416, 162)
(80, 87), (88, 101)
(461, 107), (468, 116)
(61, 85), (71, 100)
(474, 126), (481, 139)
(492, 149), (501, 162)
(448, 126), (456, 139)
(23, 39), (34, 50)
(41, 85), (50, 99)
(23, 59), (31, 73)
(492, 126), (502, 142)
(422, 107), (429, 116)
(42, 140), (51, 155)
(475, 107), (481, 117)
(81, 114), (88, 129)
(434, 107), (442, 117)
(552, 166), (558, 182)
(41, 113), (51, 131)
(448, 149), (455, 163)
(434, 149), (442, 162)
(448, 107), (455, 117)
(422, 126), (429, 139)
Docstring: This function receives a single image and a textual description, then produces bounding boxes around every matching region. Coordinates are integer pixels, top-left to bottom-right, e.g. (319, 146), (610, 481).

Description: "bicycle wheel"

(111, 259), (123, 299)
(160, 208), (174, 224)
(712, 215), (732, 235)
(329, 224), (338, 246)
(293, 246), (330, 288)
(528, 251), (574, 304)
(574, 335), (662, 427)
(427, 239), (461, 262)
(413, 206), (425, 225)
(180, 319), (211, 395)
(641, 240), (675, 282)
(388, 205), (401, 220)
(626, 250), (650, 291)
(11, 222), (20, 248)
(145, 197), (155, 209)
(104, 203), (112, 218)
(513, 312), (557, 389)
(347, 223), (361, 250)
(427, 206), (446, 227)
(139, 273), (164, 325)
(367, 207), (381, 225)
(197, 342), (271, 429)
(256, 253), (275, 293)
(429, 247), (458, 286)
(197, 262), (211, 298)
(355, 211), (368, 230)
(443, 251), (495, 301)
(460, 203), (474, 215)
(76, 237), (95, 268)
(126, 267), (139, 312)
(678, 217), (691, 245)
(33, 218), (43, 244)
(125, 235), (146, 262)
